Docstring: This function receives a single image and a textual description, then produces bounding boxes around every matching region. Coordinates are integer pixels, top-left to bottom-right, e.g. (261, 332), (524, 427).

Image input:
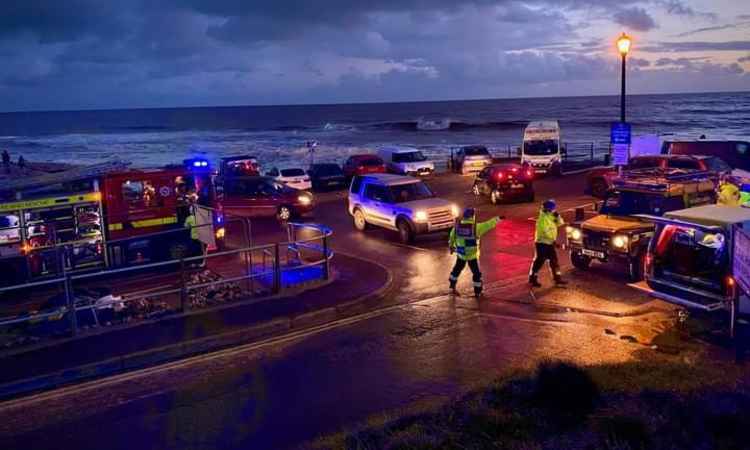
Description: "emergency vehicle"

(0, 158), (224, 286)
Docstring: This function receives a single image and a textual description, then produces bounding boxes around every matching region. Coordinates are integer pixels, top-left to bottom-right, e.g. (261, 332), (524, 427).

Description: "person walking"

(529, 199), (567, 288)
(448, 208), (501, 297)
(2, 150), (9, 174)
(17, 155), (25, 171)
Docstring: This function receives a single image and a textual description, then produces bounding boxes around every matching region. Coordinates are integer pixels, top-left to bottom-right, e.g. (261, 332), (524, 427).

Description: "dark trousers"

(530, 243), (561, 279)
(449, 258), (483, 293)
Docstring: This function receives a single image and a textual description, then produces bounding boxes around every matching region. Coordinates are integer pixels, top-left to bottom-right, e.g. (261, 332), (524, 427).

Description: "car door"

(256, 180), (285, 217)
(220, 179), (248, 216)
(362, 184), (392, 227)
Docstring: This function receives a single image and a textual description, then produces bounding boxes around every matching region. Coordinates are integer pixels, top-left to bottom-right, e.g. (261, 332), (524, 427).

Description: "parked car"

(567, 169), (716, 281)
(219, 155), (261, 177)
(472, 163), (535, 204)
(585, 154), (729, 198)
(641, 204), (750, 323)
(219, 176), (314, 221)
(663, 139), (750, 175)
(450, 145), (493, 175)
(266, 167), (312, 190)
(308, 163), (347, 191)
(378, 146), (435, 177)
(348, 174), (459, 243)
(343, 154), (386, 179)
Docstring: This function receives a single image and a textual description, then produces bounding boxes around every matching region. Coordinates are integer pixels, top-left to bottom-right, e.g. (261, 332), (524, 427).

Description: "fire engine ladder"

(0, 160), (131, 193)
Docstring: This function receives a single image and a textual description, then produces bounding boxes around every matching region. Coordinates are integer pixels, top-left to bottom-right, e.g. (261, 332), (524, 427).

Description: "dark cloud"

(629, 58), (651, 67)
(674, 21), (750, 38)
(657, 0), (717, 20)
(739, 55), (750, 63)
(642, 41), (750, 52)
(613, 7), (658, 31)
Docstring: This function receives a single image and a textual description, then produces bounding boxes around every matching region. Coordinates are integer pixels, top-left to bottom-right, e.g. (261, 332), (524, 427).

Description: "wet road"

(0, 172), (694, 449)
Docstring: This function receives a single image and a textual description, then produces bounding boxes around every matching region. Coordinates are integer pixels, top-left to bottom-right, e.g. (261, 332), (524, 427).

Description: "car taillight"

(511, 167), (518, 173)
(526, 169), (534, 178)
(496, 171), (505, 180)
(726, 276), (737, 299)
(645, 253), (653, 274)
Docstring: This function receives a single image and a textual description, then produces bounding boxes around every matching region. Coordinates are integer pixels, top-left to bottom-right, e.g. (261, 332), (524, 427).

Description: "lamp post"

(616, 33), (631, 123)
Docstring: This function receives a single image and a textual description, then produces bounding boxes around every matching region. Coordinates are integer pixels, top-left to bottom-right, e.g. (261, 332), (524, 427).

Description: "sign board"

(612, 143), (630, 166)
(610, 122), (631, 145)
(631, 134), (660, 157)
(734, 225), (750, 294)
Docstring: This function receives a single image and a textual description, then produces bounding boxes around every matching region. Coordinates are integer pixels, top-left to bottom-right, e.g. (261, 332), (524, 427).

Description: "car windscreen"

(702, 157), (732, 173)
(601, 191), (684, 216)
(359, 157), (383, 166)
(261, 180), (293, 194)
(653, 224), (728, 293)
(313, 165), (343, 176)
(524, 140), (558, 155)
(388, 182), (434, 203)
(464, 147), (489, 156)
(280, 168), (305, 177)
(392, 151), (427, 163)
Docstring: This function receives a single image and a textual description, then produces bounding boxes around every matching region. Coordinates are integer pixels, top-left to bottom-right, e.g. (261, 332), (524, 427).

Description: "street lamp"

(616, 33), (631, 123)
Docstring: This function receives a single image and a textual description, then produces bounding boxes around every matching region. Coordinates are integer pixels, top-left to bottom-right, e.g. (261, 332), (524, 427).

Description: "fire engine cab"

(0, 159), (223, 286)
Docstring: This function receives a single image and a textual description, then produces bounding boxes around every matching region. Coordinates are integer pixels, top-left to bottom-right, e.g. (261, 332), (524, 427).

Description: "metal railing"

(0, 222), (333, 349)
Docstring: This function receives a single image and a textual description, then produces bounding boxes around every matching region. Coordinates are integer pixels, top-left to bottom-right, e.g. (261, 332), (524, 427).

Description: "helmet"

(543, 199), (557, 211)
(463, 208), (476, 219)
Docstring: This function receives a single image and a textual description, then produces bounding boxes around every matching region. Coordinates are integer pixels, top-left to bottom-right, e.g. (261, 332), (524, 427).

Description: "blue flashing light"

(187, 159), (210, 169)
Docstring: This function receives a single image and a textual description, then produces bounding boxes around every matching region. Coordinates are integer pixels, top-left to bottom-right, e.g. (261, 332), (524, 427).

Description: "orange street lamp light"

(616, 33), (632, 122)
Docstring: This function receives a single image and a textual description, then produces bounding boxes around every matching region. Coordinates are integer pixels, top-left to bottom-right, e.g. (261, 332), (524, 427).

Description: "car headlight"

(415, 210), (428, 222)
(451, 204), (460, 218)
(298, 195), (312, 205)
(566, 226), (582, 241)
(215, 227), (226, 239)
(612, 235), (629, 249)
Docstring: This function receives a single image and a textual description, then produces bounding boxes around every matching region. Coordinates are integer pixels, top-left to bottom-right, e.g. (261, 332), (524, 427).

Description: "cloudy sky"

(0, 0), (748, 111)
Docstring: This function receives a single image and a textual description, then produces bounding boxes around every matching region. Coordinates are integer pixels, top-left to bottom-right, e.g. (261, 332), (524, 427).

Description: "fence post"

(590, 142), (594, 163)
(322, 234), (330, 281)
(179, 258), (187, 313)
(273, 243), (281, 294)
(64, 273), (77, 336)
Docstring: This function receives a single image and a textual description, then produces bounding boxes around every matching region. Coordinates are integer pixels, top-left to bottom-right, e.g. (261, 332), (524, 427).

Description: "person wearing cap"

(448, 207), (501, 297)
(717, 180), (741, 207)
(529, 199), (567, 288)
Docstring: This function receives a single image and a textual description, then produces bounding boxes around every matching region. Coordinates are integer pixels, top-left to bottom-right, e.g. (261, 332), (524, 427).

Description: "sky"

(0, 0), (748, 111)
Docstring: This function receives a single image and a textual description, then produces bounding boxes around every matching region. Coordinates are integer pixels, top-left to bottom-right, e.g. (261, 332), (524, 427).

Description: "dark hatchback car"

(472, 163), (535, 204)
(219, 176), (314, 222)
(308, 163), (347, 191)
(342, 154), (387, 179)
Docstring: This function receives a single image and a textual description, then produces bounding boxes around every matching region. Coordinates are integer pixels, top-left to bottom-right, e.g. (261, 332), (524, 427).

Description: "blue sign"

(611, 122), (631, 145)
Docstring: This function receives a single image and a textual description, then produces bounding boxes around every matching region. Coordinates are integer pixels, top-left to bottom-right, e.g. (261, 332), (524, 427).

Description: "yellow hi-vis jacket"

(448, 216), (501, 261)
(535, 209), (564, 245)
(184, 214), (199, 240)
(718, 182), (741, 206)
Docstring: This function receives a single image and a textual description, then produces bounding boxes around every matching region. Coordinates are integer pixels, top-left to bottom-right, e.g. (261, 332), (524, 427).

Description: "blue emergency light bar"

(184, 158), (210, 170)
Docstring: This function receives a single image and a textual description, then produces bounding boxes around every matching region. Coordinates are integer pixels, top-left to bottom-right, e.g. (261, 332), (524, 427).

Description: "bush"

(532, 361), (599, 425)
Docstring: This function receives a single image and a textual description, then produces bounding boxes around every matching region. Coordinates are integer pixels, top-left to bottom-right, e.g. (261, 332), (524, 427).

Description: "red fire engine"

(0, 159), (224, 286)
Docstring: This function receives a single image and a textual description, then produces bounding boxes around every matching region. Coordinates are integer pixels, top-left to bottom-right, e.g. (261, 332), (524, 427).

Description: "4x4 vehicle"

(566, 169), (716, 281)
(348, 174), (459, 243)
(472, 163), (535, 204)
(219, 176), (314, 221)
(639, 205), (750, 328)
(664, 139), (750, 175)
(308, 163), (347, 191)
(378, 146), (435, 177)
(585, 154), (729, 198)
(450, 146), (493, 175)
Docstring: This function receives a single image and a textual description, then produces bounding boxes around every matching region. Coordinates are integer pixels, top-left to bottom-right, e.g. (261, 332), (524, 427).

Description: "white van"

(522, 121), (562, 175)
(378, 146), (435, 177)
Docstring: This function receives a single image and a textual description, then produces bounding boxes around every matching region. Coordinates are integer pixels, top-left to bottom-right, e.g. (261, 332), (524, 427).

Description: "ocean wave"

(367, 119), (527, 132)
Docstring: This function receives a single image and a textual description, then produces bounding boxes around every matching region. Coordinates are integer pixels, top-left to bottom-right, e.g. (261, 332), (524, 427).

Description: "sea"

(0, 91), (748, 170)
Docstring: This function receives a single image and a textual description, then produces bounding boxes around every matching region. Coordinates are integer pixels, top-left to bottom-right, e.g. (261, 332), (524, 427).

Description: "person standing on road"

(528, 199), (567, 288)
(448, 208), (501, 297)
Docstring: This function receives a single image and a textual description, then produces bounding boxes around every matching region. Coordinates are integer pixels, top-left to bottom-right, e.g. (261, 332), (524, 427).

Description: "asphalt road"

(0, 172), (699, 450)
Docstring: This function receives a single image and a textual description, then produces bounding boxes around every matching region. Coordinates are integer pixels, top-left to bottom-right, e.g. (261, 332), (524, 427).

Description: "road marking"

(388, 242), (431, 252)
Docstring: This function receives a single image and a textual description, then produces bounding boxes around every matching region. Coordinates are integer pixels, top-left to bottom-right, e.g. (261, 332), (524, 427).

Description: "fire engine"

(0, 158), (224, 286)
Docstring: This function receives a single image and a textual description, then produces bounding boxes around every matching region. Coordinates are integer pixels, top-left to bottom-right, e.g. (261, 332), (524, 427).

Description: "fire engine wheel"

(353, 209), (369, 231)
(490, 190), (502, 205)
(277, 206), (293, 222)
(397, 219), (414, 244)
(628, 253), (645, 282)
(471, 184), (480, 196)
(570, 252), (591, 270)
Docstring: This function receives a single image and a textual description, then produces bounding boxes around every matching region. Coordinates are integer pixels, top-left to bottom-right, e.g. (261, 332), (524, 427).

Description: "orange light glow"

(617, 33), (631, 56)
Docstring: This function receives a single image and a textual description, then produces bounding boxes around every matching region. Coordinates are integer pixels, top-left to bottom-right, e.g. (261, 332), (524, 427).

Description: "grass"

(309, 359), (750, 450)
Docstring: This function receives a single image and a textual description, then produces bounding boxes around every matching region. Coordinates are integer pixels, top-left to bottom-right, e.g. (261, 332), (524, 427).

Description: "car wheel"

(353, 209), (368, 231)
(397, 219), (414, 244)
(490, 189), (502, 205)
(628, 253), (645, 282)
(277, 205), (293, 222)
(571, 252), (591, 270)
(471, 184), (481, 196)
(591, 179), (608, 198)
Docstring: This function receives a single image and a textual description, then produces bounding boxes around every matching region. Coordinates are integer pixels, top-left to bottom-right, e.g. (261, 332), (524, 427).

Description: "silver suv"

(348, 174), (459, 243)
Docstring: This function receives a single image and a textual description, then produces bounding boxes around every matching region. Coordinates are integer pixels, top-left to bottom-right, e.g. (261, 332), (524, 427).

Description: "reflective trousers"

(449, 258), (482, 294)
(530, 243), (561, 278)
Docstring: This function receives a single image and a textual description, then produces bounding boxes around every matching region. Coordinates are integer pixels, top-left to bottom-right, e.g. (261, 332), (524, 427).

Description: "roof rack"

(0, 160), (130, 193)
(612, 168), (715, 194)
